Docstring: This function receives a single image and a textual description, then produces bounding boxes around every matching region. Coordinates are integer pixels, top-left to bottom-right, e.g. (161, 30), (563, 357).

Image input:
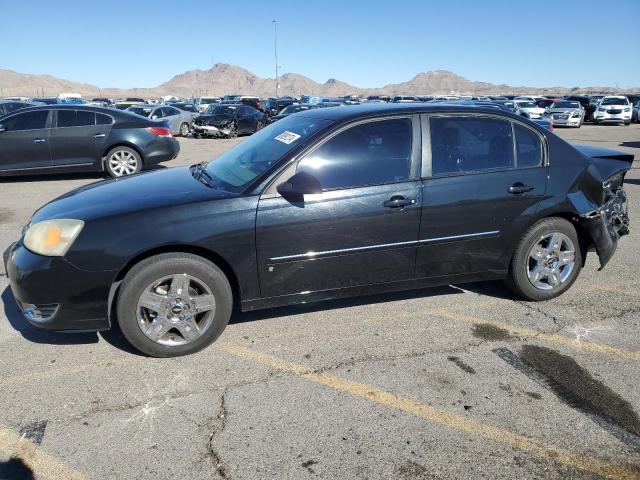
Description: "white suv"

(593, 96), (632, 125)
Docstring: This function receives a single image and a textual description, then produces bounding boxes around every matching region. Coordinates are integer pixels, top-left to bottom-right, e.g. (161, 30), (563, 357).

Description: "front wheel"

(505, 217), (582, 301)
(179, 123), (191, 136)
(104, 146), (142, 177)
(116, 253), (233, 357)
(226, 123), (238, 139)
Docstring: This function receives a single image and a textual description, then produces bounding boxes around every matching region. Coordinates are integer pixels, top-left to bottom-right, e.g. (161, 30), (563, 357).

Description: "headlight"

(23, 219), (84, 257)
(571, 111), (581, 117)
(623, 107), (631, 112)
(598, 107), (606, 112)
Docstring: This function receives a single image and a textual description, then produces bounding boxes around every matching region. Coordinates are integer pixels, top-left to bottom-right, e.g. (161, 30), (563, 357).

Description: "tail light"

(549, 123), (554, 132)
(146, 127), (172, 137)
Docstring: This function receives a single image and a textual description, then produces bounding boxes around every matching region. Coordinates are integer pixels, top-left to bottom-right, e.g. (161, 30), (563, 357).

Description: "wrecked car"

(3, 104), (631, 357)
(192, 104), (266, 138)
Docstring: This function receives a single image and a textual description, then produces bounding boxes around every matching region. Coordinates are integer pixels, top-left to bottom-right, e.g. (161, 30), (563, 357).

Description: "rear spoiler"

(574, 144), (634, 164)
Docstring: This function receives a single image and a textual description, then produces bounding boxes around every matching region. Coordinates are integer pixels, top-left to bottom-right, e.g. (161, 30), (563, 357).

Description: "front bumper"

(544, 114), (582, 126)
(593, 111), (632, 123)
(3, 242), (113, 331)
(192, 124), (233, 137)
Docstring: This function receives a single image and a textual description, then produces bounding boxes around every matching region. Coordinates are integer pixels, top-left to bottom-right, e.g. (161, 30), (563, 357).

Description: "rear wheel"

(104, 146), (142, 177)
(505, 217), (582, 301)
(116, 253), (233, 357)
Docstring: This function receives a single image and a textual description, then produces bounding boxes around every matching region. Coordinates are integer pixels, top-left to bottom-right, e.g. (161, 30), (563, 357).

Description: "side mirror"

(277, 171), (322, 198)
(0, 124), (5, 133)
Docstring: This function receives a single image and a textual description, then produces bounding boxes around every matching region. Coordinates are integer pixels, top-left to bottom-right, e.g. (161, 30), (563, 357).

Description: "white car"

(542, 100), (584, 128)
(510, 100), (545, 119)
(593, 96), (632, 125)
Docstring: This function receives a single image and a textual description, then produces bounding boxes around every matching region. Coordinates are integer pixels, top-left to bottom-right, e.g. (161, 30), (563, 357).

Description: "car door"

(235, 106), (251, 133)
(162, 107), (181, 134)
(0, 110), (52, 172)
(256, 116), (422, 297)
(416, 114), (549, 278)
(49, 109), (109, 168)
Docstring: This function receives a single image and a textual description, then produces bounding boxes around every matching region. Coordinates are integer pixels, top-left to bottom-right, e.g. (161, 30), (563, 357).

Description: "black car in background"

(192, 104), (266, 138)
(0, 100), (41, 117)
(267, 103), (320, 123)
(3, 104), (631, 357)
(565, 95), (595, 122)
(0, 105), (179, 177)
(263, 97), (295, 116)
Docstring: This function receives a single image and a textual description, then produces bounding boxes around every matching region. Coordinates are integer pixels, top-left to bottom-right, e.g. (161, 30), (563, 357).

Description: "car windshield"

(203, 115), (333, 192)
(128, 107), (154, 117)
(201, 99), (218, 105)
(280, 105), (312, 115)
(205, 105), (237, 115)
(517, 101), (536, 108)
(601, 97), (628, 106)
(551, 101), (580, 109)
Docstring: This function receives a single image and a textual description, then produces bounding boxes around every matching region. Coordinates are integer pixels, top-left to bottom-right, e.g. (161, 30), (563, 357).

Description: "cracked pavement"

(1, 125), (639, 479)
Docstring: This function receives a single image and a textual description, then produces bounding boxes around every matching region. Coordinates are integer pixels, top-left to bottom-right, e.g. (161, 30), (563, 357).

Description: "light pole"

(272, 19), (279, 98)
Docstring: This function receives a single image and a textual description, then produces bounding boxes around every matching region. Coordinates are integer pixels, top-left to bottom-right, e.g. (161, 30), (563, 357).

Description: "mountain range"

(0, 63), (637, 99)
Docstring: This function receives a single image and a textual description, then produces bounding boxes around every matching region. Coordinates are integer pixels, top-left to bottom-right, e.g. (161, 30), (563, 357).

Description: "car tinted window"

(57, 110), (95, 127)
(430, 116), (514, 175)
(3, 110), (48, 131)
(297, 118), (412, 190)
(164, 107), (180, 116)
(514, 124), (542, 168)
(96, 113), (113, 125)
(152, 108), (164, 118)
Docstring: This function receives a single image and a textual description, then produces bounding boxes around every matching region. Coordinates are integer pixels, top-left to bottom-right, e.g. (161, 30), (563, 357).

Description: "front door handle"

(93, 133), (106, 138)
(508, 183), (535, 194)
(384, 196), (416, 208)
(33, 138), (46, 144)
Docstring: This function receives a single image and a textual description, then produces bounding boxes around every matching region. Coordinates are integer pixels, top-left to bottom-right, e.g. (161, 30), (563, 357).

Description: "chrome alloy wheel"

(526, 232), (576, 291)
(136, 274), (216, 346)
(108, 150), (138, 176)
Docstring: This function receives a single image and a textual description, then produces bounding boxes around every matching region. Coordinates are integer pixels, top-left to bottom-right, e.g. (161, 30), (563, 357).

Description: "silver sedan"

(127, 104), (194, 136)
(542, 101), (584, 128)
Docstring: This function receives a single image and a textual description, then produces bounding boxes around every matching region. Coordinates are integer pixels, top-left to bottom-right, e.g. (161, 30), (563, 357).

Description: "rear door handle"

(33, 138), (46, 144)
(384, 196), (416, 208)
(508, 183), (535, 194)
(93, 133), (106, 138)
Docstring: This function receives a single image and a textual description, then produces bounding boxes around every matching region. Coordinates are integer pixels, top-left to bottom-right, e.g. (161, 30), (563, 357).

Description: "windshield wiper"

(191, 162), (217, 188)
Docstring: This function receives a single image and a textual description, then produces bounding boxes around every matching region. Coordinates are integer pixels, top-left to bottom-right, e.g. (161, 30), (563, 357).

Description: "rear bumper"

(3, 242), (113, 331)
(144, 138), (180, 165)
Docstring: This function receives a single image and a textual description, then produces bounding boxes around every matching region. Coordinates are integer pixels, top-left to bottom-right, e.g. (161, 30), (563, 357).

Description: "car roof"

(0, 104), (121, 116)
(297, 103), (534, 123)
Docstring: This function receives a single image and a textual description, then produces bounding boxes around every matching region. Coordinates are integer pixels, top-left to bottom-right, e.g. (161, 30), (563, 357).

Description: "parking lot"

(1, 124), (639, 479)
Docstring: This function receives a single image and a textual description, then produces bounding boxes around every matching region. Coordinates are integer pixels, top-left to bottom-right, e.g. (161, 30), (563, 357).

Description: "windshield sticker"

(274, 131), (301, 144)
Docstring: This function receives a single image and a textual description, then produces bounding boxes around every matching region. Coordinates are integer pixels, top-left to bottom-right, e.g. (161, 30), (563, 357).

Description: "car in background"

(0, 105), (179, 178)
(509, 100), (545, 119)
(632, 100), (640, 123)
(172, 102), (200, 116)
(0, 100), (42, 117)
(391, 95), (418, 103)
(263, 97), (295, 116)
(195, 96), (221, 112)
(222, 95), (262, 111)
(114, 99), (144, 110)
(127, 104), (194, 137)
(366, 95), (391, 102)
(4, 103), (631, 357)
(593, 96), (632, 125)
(32, 97), (60, 105)
(542, 100), (584, 127)
(267, 104), (320, 123)
(192, 104), (266, 138)
(535, 98), (561, 109)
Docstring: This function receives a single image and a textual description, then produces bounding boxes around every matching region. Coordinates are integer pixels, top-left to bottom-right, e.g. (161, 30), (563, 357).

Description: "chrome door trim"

(269, 230), (500, 262)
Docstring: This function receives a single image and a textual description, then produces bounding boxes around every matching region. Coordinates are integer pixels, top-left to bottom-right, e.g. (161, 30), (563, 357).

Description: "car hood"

(196, 114), (234, 125)
(520, 107), (545, 113)
(31, 167), (236, 223)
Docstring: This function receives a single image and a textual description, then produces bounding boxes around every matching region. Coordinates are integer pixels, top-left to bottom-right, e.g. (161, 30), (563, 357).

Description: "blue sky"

(2, 0), (639, 89)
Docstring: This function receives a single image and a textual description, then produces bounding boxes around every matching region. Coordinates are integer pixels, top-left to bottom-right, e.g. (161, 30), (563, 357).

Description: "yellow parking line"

(433, 309), (640, 363)
(217, 342), (640, 480)
(0, 424), (85, 480)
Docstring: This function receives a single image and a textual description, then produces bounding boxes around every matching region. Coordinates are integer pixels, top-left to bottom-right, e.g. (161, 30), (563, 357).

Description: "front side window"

(430, 116), (514, 175)
(297, 118), (412, 190)
(2, 111), (48, 131)
(514, 124), (543, 168)
(57, 110), (95, 127)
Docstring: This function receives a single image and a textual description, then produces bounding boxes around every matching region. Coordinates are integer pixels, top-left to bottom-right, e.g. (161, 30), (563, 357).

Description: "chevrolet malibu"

(4, 104), (631, 357)
(542, 100), (584, 127)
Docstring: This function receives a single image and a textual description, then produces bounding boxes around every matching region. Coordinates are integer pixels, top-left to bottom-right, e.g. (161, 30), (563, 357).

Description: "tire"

(504, 217), (582, 301)
(256, 121), (264, 131)
(179, 123), (191, 137)
(104, 146), (142, 177)
(624, 120), (630, 126)
(226, 123), (238, 139)
(116, 253), (233, 357)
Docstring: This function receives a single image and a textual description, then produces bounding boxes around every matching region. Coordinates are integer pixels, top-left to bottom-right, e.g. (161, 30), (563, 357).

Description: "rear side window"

(96, 113), (113, 125)
(164, 107), (180, 116)
(297, 118), (412, 190)
(514, 124), (543, 168)
(57, 110), (95, 127)
(3, 111), (48, 131)
(430, 116), (514, 175)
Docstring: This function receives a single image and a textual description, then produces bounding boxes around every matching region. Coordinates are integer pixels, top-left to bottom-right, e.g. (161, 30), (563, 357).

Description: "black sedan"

(267, 103), (320, 123)
(192, 104), (266, 138)
(3, 104), (631, 357)
(0, 105), (179, 177)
